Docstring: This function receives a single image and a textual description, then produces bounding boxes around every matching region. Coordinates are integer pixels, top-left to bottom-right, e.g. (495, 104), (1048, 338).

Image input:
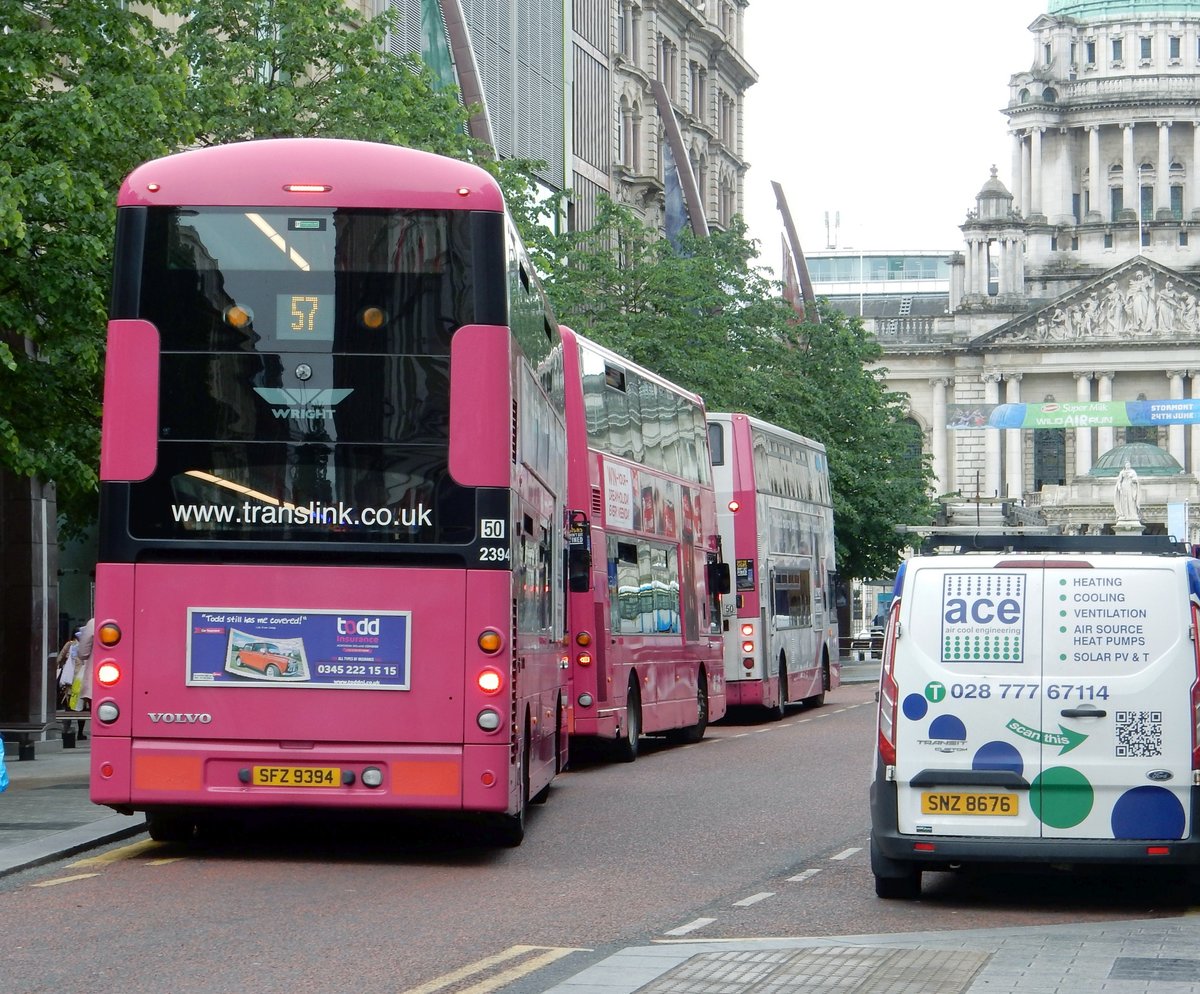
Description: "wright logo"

(253, 387), (353, 419)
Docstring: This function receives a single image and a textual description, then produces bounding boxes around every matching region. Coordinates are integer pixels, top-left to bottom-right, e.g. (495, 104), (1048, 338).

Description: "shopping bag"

(0, 735), (8, 793)
(68, 670), (83, 712)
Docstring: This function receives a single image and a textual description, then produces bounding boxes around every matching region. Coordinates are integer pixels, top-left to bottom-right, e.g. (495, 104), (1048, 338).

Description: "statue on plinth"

(1113, 460), (1142, 529)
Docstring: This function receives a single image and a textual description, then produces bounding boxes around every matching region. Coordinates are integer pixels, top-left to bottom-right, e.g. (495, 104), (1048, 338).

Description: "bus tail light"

(477, 629), (503, 654)
(477, 709), (501, 732)
(728, 500), (740, 512)
(97, 660), (122, 687)
(97, 622), (122, 647)
(96, 701), (119, 723)
(477, 668), (503, 695)
(740, 624), (754, 637)
(577, 652), (592, 667)
(576, 631), (592, 647)
(283, 183), (332, 193)
(741, 641), (754, 655)
(742, 658), (754, 670)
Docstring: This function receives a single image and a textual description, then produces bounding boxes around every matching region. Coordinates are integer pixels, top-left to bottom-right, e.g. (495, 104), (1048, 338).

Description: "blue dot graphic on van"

(1111, 786), (1186, 840)
(902, 693), (928, 721)
(929, 714), (967, 741)
(972, 740), (1023, 776)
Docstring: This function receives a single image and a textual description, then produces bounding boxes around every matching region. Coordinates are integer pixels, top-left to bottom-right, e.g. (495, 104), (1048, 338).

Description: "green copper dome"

(1087, 442), (1184, 477)
(1049, 1), (1200, 15)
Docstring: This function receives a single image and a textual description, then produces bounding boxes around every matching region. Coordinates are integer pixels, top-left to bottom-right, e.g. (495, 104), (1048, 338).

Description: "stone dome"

(1087, 442), (1184, 477)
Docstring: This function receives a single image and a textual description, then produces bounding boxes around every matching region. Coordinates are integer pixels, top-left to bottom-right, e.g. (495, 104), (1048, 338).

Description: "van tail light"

(877, 600), (901, 767)
(1191, 603), (1200, 769)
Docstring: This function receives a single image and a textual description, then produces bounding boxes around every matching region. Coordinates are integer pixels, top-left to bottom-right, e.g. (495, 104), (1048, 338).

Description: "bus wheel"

(614, 680), (641, 763)
(494, 727), (529, 846)
(672, 670), (709, 744)
(146, 810), (195, 843)
(769, 658), (787, 721)
(803, 660), (829, 708)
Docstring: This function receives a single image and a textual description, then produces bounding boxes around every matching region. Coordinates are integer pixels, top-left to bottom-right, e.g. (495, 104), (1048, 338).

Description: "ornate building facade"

(866, 0), (1200, 542)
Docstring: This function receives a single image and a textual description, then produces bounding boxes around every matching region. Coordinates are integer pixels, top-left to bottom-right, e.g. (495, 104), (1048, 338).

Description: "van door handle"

(1060, 705), (1107, 718)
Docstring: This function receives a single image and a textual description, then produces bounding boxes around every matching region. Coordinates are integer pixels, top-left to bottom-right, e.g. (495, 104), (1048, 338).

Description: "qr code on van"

(1114, 710), (1163, 758)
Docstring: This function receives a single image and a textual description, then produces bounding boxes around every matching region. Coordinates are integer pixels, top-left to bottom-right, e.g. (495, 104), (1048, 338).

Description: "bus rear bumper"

(726, 680), (765, 707)
(90, 737), (517, 813)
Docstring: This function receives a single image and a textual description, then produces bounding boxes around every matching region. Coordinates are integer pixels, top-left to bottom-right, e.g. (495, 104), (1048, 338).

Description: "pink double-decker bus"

(559, 328), (729, 761)
(706, 413), (840, 717)
(91, 138), (568, 845)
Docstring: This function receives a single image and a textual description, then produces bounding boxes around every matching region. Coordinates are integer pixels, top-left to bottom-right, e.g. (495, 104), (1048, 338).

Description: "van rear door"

(1037, 556), (1193, 841)
(893, 557), (1045, 839)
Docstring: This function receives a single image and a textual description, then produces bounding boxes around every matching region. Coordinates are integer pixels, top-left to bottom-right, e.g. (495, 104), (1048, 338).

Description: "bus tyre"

(871, 836), (921, 900)
(672, 670), (709, 744)
(146, 810), (195, 843)
(614, 680), (641, 763)
(495, 729), (529, 846)
(803, 660), (829, 708)
(769, 659), (787, 721)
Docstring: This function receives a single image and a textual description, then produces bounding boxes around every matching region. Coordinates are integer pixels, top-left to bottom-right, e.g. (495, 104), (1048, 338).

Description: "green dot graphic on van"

(924, 681), (946, 703)
(1030, 766), (1093, 829)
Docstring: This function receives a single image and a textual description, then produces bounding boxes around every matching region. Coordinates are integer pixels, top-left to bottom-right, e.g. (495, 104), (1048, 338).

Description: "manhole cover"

(1110, 957), (1200, 982)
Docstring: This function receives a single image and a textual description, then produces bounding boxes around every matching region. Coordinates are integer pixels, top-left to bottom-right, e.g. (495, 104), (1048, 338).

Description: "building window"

(1172, 184), (1184, 219)
(1140, 36), (1152, 61)
(1104, 232), (1114, 248)
(1112, 37), (1123, 63)
(1110, 185), (1123, 221)
(1141, 183), (1154, 220)
(1086, 40), (1096, 64)
(1170, 35), (1181, 60)
(1044, 42), (1052, 64)
(1181, 231), (1190, 246)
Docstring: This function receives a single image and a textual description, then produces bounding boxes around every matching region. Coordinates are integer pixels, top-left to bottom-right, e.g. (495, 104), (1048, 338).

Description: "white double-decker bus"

(706, 413), (839, 717)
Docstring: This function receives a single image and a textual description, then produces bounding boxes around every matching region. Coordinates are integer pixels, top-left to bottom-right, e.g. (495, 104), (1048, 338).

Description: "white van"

(870, 533), (1200, 899)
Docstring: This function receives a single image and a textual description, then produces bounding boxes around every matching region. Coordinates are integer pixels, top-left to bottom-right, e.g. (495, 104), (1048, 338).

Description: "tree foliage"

(1, 0), (495, 531)
(0, 1), (190, 528)
(532, 197), (935, 581)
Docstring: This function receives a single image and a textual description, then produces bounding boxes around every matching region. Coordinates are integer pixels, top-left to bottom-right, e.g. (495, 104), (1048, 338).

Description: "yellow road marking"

(68, 839), (164, 867)
(398, 944), (589, 994)
(32, 873), (99, 887)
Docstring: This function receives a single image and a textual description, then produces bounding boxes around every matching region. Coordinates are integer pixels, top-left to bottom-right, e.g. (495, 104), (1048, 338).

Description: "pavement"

(9, 660), (1200, 992)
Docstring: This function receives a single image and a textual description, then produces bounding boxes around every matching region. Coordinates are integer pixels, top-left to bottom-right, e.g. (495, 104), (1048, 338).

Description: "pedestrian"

(55, 633), (78, 711)
(67, 618), (94, 740)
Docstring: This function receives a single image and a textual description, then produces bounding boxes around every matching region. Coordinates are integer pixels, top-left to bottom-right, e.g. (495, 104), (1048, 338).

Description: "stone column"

(1192, 122), (1200, 218)
(931, 377), (951, 495)
(1075, 371), (1093, 475)
(1190, 370), (1200, 472)
(1005, 373), (1024, 498)
(1157, 121), (1172, 218)
(1011, 132), (1024, 215)
(1059, 127), (1074, 223)
(1122, 123), (1136, 218)
(1096, 371), (1114, 454)
(1088, 125), (1102, 220)
(1169, 369), (1187, 464)
(984, 372), (1002, 496)
(1022, 132), (1033, 217)
(1030, 128), (1044, 217)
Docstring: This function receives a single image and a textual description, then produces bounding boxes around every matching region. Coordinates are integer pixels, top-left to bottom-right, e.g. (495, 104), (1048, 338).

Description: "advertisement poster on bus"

(186, 608), (411, 690)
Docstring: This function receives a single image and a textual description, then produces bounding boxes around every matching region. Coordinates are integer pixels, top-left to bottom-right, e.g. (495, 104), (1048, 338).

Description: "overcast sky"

(741, 0), (1050, 269)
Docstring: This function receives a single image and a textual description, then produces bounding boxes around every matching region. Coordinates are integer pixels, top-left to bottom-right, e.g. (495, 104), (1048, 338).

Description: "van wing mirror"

(708, 561), (731, 596)
(567, 511), (591, 593)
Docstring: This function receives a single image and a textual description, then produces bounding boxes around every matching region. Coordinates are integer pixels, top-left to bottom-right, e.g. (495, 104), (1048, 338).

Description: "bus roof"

(559, 325), (705, 407)
(118, 138), (505, 212)
(706, 412), (827, 453)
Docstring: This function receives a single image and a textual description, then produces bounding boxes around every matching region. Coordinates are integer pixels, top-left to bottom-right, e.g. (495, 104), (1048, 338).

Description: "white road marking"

(786, 868), (823, 882)
(663, 918), (717, 936)
(830, 847), (862, 861)
(733, 892), (775, 907)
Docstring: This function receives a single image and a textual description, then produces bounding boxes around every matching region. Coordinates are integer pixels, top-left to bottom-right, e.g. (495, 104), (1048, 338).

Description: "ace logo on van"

(940, 573), (1026, 664)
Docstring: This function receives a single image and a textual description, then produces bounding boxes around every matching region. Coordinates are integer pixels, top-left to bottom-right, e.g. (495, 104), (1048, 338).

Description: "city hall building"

(850, 0), (1200, 540)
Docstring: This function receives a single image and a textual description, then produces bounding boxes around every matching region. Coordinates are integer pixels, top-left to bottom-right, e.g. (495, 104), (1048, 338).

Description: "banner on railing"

(947, 399), (1200, 429)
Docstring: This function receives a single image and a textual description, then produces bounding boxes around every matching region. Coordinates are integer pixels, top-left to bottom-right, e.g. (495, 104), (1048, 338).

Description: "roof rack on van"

(905, 530), (1190, 556)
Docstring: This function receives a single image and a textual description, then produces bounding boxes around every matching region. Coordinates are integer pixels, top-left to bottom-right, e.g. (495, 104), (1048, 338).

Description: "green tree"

(161, 0), (479, 156)
(0, 1), (190, 529)
(533, 197), (935, 582)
